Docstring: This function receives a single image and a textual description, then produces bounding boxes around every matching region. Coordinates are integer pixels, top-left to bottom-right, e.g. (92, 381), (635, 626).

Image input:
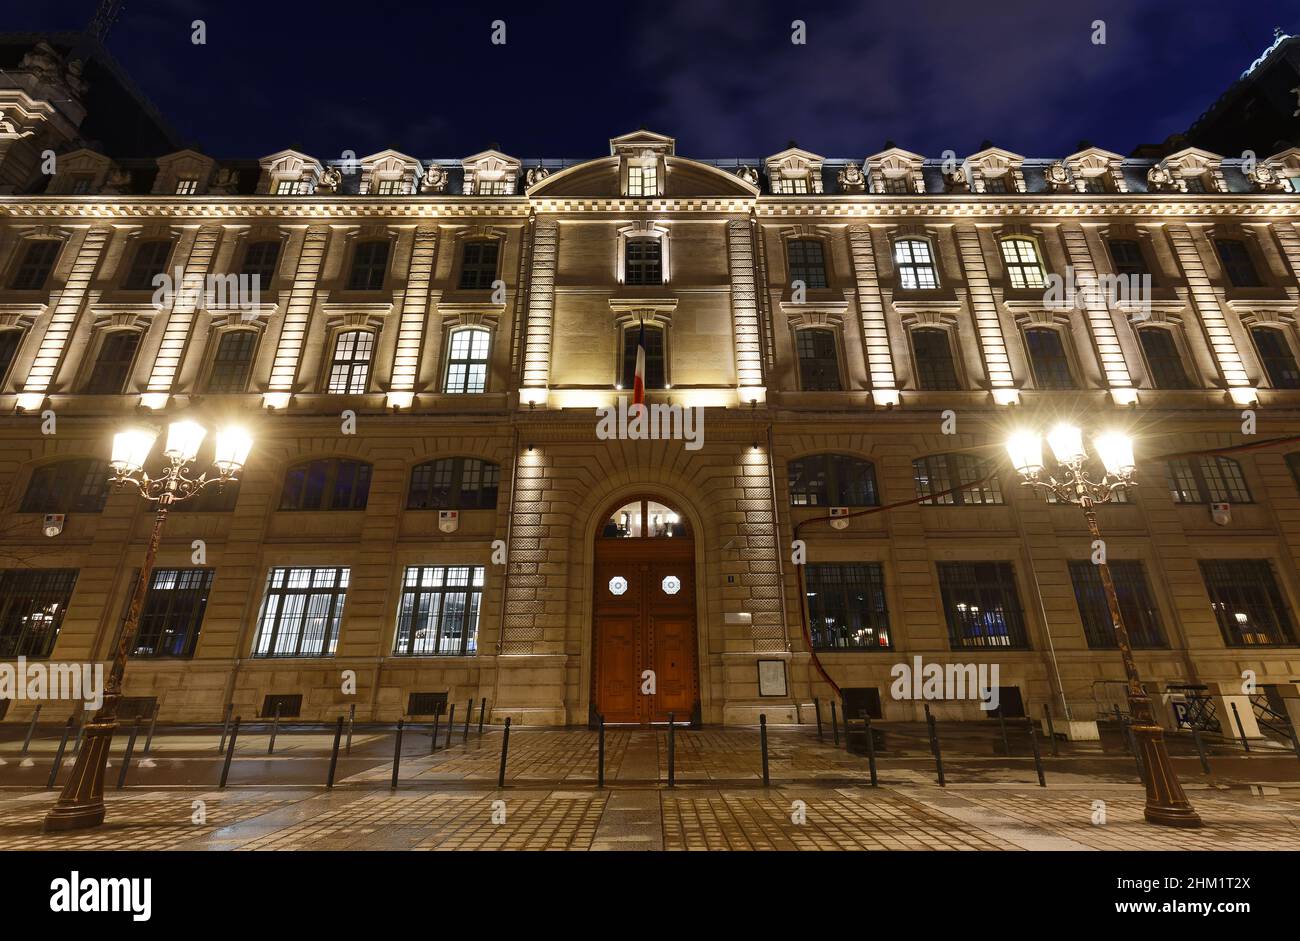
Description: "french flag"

(632, 321), (646, 407)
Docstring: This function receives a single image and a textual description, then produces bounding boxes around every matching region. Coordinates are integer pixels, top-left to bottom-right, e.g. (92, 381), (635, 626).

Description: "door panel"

(650, 616), (695, 721)
(597, 615), (640, 723)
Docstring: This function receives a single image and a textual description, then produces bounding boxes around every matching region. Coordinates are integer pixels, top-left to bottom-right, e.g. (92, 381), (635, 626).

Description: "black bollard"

(345, 703), (356, 756)
(46, 717), (74, 789)
(21, 705), (41, 755)
(219, 717), (240, 789)
(814, 699), (824, 743)
(862, 712), (878, 787)
(479, 698), (487, 735)
(143, 701), (160, 755)
(1192, 727), (1211, 775)
(497, 717), (511, 787)
(391, 719), (405, 790)
(924, 703), (945, 787)
(1026, 718), (1045, 787)
(430, 708), (441, 755)
(445, 704), (456, 750)
(597, 714), (606, 788)
(998, 710), (1010, 756)
(463, 700), (472, 744)
(759, 714), (770, 786)
(1042, 703), (1059, 757)
(1230, 702), (1251, 752)
(830, 701), (839, 747)
(327, 715), (344, 788)
(267, 703), (281, 755)
(842, 699), (853, 753)
(218, 702), (233, 753)
(667, 712), (676, 788)
(116, 719), (141, 790)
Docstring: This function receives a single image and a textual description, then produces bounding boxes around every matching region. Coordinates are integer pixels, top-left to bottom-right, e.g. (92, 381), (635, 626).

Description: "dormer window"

(775, 177), (810, 195)
(882, 176), (910, 194)
(1080, 176), (1107, 194)
(1183, 175), (1208, 194)
(982, 175), (1009, 194)
(69, 175), (94, 195)
(478, 179), (511, 195)
(275, 179), (312, 195)
(627, 165), (657, 197)
(376, 178), (406, 195)
(175, 178), (198, 195)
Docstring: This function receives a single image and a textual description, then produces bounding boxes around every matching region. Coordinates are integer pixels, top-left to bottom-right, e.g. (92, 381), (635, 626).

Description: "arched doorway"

(592, 495), (699, 724)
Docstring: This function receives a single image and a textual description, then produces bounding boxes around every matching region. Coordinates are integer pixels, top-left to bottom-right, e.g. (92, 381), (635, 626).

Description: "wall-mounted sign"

(829, 506), (849, 530)
(757, 659), (788, 697)
(438, 510), (459, 533)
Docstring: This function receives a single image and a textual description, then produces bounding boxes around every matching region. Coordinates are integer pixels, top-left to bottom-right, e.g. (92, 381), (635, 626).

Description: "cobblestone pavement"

(3, 727), (1300, 851)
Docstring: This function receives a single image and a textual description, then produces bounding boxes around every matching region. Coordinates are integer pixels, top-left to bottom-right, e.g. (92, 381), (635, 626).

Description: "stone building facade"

(2, 36), (1300, 735)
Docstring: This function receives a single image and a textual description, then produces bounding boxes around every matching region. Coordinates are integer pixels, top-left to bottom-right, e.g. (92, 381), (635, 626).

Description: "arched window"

(457, 240), (500, 290)
(445, 327), (491, 394)
(624, 238), (662, 286)
(788, 454), (879, 506)
(620, 323), (666, 390)
(894, 238), (939, 290)
(601, 498), (688, 538)
(21, 459), (111, 513)
(84, 331), (141, 394)
(10, 239), (61, 291)
(206, 330), (258, 393)
(912, 453), (1003, 505)
(279, 459), (372, 511)
(407, 458), (500, 509)
(1024, 327), (1075, 390)
(346, 239), (390, 291)
(1137, 328), (1193, 389)
(786, 239), (828, 289)
(327, 330), (374, 394)
(911, 327), (961, 391)
(999, 238), (1045, 290)
(1250, 326), (1300, 389)
(795, 328), (841, 391)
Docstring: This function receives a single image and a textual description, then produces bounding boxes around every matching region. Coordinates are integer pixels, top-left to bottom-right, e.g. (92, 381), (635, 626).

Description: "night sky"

(9, 0), (1300, 160)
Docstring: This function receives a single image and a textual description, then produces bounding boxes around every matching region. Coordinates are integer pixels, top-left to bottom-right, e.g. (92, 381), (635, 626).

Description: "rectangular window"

(786, 239), (828, 289)
(1183, 176), (1207, 194)
(239, 240), (281, 286)
(10, 240), (61, 291)
(206, 330), (257, 393)
(130, 568), (215, 658)
(937, 562), (1030, 649)
(376, 178), (406, 195)
(776, 177), (810, 194)
(624, 238), (662, 285)
(0, 569), (78, 658)
(84, 331), (141, 394)
(253, 567), (349, 657)
(795, 329), (842, 391)
(1068, 560), (1166, 648)
(174, 178), (198, 195)
(457, 240), (500, 290)
(982, 175), (1009, 193)
(621, 325), (666, 390)
(894, 239), (939, 290)
(912, 328), (961, 391)
(346, 240), (390, 291)
(805, 563), (891, 650)
(1025, 327), (1075, 390)
(327, 331), (374, 394)
(1137, 328), (1193, 389)
(882, 176), (910, 194)
(1215, 239), (1262, 287)
(0, 329), (21, 383)
(627, 165), (657, 197)
(1081, 176), (1107, 193)
(1165, 456), (1251, 504)
(1000, 239), (1045, 290)
(445, 328), (490, 393)
(122, 240), (172, 291)
(69, 176), (94, 194)
(393, 565), (485, 656)
(477, 179), (510, 195)
(1250, 327), (1300, 389)
(1107, 239), (1148, 277)
(913, 454), (1003, 505)
(1200, 560), (1296, 646)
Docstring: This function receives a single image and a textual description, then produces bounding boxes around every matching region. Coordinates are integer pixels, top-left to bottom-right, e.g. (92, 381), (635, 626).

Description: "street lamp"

(1006, 423), (1202, 828)
(43, 420), (252, 831)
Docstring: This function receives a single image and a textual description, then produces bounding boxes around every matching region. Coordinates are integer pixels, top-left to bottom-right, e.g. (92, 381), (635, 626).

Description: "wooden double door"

(592, 502), (698, 724)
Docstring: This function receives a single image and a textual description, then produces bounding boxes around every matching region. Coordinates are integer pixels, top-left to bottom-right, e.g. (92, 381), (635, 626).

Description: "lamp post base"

(1133, 720), (1203, 828)
(43, 715), (116, 832)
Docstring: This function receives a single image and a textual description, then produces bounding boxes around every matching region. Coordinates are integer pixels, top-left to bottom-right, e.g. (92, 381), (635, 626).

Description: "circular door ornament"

(608, 576), (628, 596)
(662, 575), (681, 595)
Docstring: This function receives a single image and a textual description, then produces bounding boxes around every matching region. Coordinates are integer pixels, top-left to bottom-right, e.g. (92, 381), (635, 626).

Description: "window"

(375, 178), (406, 195)
(21, 459), (110, 513)
(122, 240), (172, 291)
(912, 327), (961, 391)
(130, 568), (214, 658)
(1200, 560), (1296, 646)
(937, 561), (1031, 649)
(239, 240), (281, 286)
(174, 178), (198, 195)
(393, 565), (485, 656)
(1286, 452), (1300, 493)
(624, 238), (662, 286)
(326, 330), (374, 394)
(205, 330), (257, 393)
(69, 176), (94, 195)
(912, 453), (1003, 505)
(1183, 176), (1208, 194)
(252, 567), (349, 657)
(1215, 239), (1262, 287)
(786, 239), (828, 289)
(775, 177), (810, 194)
(601, 498), (687, 538)
(894, 239), (939, 290)
(275, 179), (311, 195)
(882, 176), (910, 194)
(1068, 560), (1166, 648)
(84, 331), (141, 394)
(621, 323), (666, 390)
(1137, 328), (1193, 389)
(983, 175), (1009, 194)
(1165, 456), (1252, 504)
(788, 454), (879, 506)
(795, 329), (842, 391)
(1000, 238), (1046, 290)
(457, 240), (500, 290)
(1081, 176), (1107, 193)
(1108, 239), (1148, 277)
(0, 330), (21, 383)
(478, 179), (510, 196)
(407, 458), (500, 509)
(279, 459), (372, 511)
(805, 563), (891, 650)
(627, 165), (657, 197)
(10, 239), (61, 290)
(445, 327), (490, 394)
(0, 569), (77, 658)
(1025, 327), (1075, 389)
(1251, 327), (1300, 389)
(346, 240), (390, 291)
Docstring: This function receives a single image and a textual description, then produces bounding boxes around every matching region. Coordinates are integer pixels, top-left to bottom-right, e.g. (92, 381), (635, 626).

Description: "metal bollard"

(21, 705), (41, 755)
(814, 699), (824, 743)
(327, 716), (344, 788)
(219, 717), (240, 789)
(597, 714), (606, 788)
(267, 704), (281, 755)
(391, 719), (405, 790)
(759, 714), (770, 786)
(667, 712), (676, 788)
(862, 712), (878, 787)
(345, 703), (355, 756)
(479, 698), (487, 736)
(497, 717), (511, 787)
(430, 708), (441, 755)
(1043, 703), (1059, 757)
(1026, 718), (1045, 787)
(997, 710), (1010, 756)
(463, 700), (472, 744)
(218, 702), (233, 753)
(445, 704), (456, 750)
(1229, 702), (1251, 752)
(1192, 727), (1211, 775)
(46, 717), (74, 789)
(143, 701), (160, 755)
(830, 701), (839, 747)
(116, 719), (140, 790)
(924, 703), (945, 787)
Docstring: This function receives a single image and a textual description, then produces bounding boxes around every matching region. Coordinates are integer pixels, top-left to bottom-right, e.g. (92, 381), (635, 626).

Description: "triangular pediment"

(609, 130), (675, 157)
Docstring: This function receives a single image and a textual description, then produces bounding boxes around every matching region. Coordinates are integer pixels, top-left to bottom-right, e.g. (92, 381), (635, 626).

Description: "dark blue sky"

(11, 0), (1299, 159)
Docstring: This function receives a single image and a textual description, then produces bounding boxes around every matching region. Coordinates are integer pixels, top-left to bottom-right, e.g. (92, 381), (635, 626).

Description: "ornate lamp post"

(1006, 423), (1202, 828)
(44, 420), (252, 831)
